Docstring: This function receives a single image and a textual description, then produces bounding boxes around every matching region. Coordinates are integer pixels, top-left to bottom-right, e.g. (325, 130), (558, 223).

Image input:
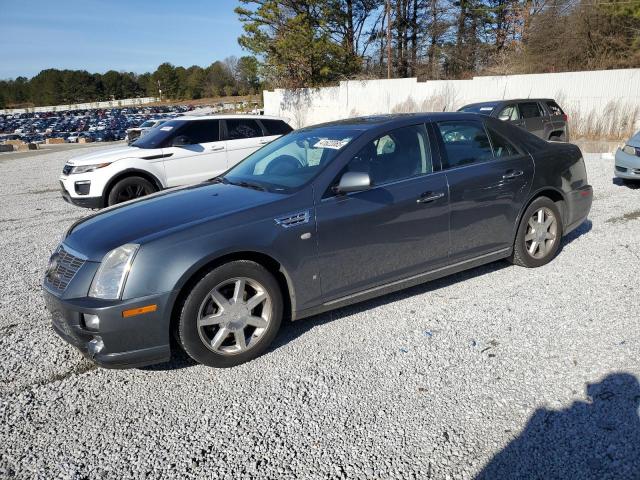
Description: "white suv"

(59, 115), (292, 208)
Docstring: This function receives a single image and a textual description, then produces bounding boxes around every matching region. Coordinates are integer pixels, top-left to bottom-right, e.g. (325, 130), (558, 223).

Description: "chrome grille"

(45, 245), (85, 292)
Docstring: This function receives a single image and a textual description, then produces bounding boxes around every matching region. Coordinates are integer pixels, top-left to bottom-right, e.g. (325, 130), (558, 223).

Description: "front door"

(163, 119), (226, 187)
(316, 124), (450, 301)
(434, 119), (534, 261)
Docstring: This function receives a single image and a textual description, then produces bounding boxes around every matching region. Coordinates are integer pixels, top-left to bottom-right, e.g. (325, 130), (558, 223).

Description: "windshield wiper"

(227, 180), (266, 191)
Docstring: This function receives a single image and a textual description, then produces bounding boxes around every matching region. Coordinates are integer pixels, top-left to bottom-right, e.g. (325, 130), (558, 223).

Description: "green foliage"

(236, 0), (362, 88)
(0, 56), (262, 107)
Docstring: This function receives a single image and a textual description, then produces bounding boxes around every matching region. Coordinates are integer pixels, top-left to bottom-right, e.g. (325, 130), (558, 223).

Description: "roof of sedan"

(175, 114), (287, 121)
(302, 112), (487, 130)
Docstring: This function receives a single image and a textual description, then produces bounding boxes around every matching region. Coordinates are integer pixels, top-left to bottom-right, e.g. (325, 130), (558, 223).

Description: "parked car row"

(45, 107), (594, 370)
(0, 105), (194, 144)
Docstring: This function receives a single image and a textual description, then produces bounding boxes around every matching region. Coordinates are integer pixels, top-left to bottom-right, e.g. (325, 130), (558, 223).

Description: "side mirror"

(335, 171), (371, 194)
(172, 135), (192, 147)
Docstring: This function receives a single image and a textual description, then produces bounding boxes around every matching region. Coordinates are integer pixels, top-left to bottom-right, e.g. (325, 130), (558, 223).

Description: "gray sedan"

(43, 113), (592, 368)
(615, 130), (640, 182)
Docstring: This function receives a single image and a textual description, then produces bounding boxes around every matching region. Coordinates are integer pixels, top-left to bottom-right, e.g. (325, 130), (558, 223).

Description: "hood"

(627, 130), (640, 148)
(67, 145), (153, 166)
(64, 182), (285, 261)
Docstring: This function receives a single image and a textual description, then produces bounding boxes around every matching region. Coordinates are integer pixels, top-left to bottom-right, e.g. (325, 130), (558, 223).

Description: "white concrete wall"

(0, 97), (160, 115)
(264, 69), (640, 137)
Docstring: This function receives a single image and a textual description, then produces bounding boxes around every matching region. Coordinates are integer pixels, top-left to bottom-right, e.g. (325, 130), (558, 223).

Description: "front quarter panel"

(122, 189), (322, 314)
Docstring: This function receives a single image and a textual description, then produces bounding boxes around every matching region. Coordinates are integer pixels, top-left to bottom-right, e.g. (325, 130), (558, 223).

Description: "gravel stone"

(0, 146), (639, 479)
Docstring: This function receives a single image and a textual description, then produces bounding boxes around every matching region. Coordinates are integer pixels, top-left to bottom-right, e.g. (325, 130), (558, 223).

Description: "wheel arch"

(168, 250), (295, 341)
(514, 187), (567, 237)
(102, 168), (164, 204)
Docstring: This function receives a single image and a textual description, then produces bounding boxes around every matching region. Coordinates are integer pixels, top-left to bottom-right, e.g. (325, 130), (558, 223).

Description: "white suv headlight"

(69, 162), (111, 174)
(89, 244), (139, 299)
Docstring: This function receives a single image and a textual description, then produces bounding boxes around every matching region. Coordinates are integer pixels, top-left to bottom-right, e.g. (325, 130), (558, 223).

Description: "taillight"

(562, 113), (568, 122)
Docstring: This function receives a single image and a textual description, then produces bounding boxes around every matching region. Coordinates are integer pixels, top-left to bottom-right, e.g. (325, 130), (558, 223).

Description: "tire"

(177, 260), (283, 368)
(510, 196), (563, 268)
(107, 176), (156, 206)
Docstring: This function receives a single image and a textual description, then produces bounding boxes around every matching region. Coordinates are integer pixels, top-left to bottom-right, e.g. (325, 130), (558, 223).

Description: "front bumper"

(43, 286), (173, 368)
(614, 148), (640, 180)
(59, 172), (108, 209)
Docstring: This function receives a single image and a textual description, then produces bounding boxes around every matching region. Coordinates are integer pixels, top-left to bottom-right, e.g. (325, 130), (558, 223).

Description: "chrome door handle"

(210, 145), (225, 151)
(258, 139), (270, 145)
(503, 170), (524, 179)
(417, 192), (444, 204)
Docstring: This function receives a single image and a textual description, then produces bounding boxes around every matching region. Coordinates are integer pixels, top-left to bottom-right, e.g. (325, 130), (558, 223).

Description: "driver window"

(175, 120), (220, 144)
(345, 124), (432, 186)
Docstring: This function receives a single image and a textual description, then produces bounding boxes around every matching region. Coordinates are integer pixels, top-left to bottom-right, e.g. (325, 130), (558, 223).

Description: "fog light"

(75, 180), (91, 195)
(88, 336), (104, 356)
(83, 313), (100, 330)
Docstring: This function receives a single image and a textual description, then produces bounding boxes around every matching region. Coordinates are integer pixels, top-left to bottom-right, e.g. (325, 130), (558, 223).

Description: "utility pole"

(386, 0), (392, 79)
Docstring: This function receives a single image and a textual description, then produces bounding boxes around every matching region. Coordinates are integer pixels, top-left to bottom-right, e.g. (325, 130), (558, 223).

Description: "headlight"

(89, 244), (139, 299)
(622, 145), (640, 157)
(69, 162), (111, 174)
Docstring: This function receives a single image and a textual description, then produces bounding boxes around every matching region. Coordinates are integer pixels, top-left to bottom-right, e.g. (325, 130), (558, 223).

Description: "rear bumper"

(43, 287), (172, 368)
(564, 184), (593, 235)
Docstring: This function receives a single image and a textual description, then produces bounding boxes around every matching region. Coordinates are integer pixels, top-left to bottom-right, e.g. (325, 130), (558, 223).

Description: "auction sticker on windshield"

(313, 138), (350, 150)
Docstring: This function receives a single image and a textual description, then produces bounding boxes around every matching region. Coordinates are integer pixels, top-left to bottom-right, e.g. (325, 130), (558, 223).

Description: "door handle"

(502, 170), (524, 179)
(210, 145), (225, 151)
(258, 139), (270, 145)
(417, 192), (444, 204)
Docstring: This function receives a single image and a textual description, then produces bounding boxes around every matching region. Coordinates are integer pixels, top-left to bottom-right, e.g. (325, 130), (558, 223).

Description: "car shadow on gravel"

(476, 372), (640, 479)
(612, 177), (640, 190)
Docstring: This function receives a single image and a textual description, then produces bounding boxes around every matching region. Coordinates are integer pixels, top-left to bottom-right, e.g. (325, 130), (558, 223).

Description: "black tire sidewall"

(178, 261), (283, 368)
(107, 176), (155, 206)
(514, 197), (563, 268)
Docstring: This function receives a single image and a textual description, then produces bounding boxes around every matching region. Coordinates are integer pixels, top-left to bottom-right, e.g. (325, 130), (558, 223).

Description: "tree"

(236, 56), (261, 94)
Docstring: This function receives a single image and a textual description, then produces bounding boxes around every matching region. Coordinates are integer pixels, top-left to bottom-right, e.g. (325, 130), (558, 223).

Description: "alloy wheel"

(197, 277), (272, 355)
(524, 207), (558, 259)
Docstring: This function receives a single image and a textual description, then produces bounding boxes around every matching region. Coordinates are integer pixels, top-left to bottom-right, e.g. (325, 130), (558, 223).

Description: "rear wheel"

(177, 261), (283, 368)
(107, 176), (156, 206)
(510, 196), (563, 268)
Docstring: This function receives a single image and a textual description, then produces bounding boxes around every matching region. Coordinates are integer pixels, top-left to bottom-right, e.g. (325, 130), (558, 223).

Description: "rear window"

(261, 119), (293, 136)
(546, 101), (564, 116)
(519, 102), (543, 119)
(225, 119), (263, 139)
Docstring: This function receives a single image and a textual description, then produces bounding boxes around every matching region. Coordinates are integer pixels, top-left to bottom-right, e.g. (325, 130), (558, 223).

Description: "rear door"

(223, 118), (266, 168)
(434, 119), (534, 261)
(162, 119), (226, 186)
(518, 101), (547, 139)
(258, 118), (293, 146)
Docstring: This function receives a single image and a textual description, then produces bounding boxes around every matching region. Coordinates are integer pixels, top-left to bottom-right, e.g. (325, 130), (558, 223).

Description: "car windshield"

(222, 127), (361, 193)
(132, 119), (185, 149)
(140, 120), (156, 128)
(458, 104), (498, 114)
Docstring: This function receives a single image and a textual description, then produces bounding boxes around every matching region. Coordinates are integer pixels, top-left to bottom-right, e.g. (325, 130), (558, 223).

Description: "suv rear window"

(546, 101), (564, 116)
(261, 119), (293, 136)
(225, 119), (263, 139)
(519, 102), (543, 119)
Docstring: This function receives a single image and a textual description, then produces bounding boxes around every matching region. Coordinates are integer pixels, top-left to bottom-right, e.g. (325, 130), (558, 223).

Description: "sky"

(0, 0), (246, 79)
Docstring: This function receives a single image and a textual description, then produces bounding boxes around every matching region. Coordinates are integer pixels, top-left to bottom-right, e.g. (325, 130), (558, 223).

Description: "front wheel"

(107, 176), (156, 206)
(177, 261), (283, 368)
(510, 197), (563, 268)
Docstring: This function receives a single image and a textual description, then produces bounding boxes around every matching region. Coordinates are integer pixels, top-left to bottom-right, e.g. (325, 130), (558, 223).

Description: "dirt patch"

(606, 209), (640, 224)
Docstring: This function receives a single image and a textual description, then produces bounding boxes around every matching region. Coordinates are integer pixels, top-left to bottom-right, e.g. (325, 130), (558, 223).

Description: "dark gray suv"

(458, 99), (569, 142)
(43, 113), (592, 368)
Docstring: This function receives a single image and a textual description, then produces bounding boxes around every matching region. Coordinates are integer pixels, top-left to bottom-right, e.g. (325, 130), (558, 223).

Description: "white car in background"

(59, 115), (293, 208)
(615, 130), (640, 182)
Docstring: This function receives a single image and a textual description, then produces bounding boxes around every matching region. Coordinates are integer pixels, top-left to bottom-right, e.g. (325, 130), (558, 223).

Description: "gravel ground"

(0, 146), (639, 479)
